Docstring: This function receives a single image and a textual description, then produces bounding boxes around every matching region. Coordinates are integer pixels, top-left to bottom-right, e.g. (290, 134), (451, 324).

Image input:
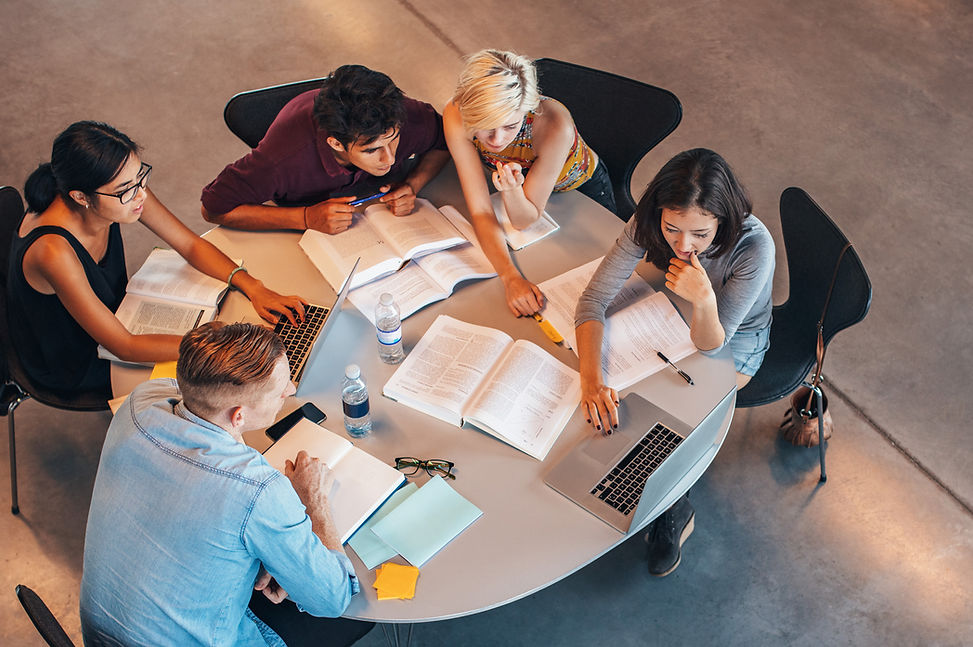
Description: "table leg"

(380, 622), (415, 647)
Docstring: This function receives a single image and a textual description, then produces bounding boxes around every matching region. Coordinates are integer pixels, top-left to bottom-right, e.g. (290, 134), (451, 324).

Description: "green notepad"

(370, 476), (483, 567)
(348, 483), (419, 570)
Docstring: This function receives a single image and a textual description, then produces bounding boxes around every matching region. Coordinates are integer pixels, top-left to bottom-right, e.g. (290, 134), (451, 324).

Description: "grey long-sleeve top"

(574, 214), (775, 356)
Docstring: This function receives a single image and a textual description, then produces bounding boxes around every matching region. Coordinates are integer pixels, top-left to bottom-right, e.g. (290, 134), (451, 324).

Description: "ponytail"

(23, 121), (140, 215)
(24, 162), (60, 214)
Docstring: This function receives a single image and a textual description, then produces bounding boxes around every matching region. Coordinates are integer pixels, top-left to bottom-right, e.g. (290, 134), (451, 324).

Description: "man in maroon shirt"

(201, 65), (450, 234)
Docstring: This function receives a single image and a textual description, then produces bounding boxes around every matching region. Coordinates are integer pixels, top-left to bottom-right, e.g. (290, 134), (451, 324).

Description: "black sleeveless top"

(6, 223), (127, 395)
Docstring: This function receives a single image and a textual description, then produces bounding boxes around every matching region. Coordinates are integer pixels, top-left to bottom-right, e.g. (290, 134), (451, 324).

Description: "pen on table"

(532, 313), (564, 344)
(657, 351), (693, 385)
(349, 191), (389, 206)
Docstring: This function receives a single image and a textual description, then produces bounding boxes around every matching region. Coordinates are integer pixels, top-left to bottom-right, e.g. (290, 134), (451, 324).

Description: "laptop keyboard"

(591, 422), (684, 516)
(274, 304), (330, 381)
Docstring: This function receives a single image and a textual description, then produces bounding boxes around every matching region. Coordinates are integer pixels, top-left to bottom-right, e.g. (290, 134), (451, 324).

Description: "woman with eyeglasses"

(8, 121), (307, 398)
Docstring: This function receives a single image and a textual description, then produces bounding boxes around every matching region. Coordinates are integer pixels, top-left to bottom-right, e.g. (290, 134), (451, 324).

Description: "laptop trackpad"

(581, 397), (646, 464)
(582, 432), (629, 464)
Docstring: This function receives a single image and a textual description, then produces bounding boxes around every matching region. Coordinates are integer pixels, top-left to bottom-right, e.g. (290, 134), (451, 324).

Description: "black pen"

(657, 351), (694, 385)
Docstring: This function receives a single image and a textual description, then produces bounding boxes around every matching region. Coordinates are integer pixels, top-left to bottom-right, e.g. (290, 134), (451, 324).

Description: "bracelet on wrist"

(227, 265), (248, 291)
(303, 206), (309, 230)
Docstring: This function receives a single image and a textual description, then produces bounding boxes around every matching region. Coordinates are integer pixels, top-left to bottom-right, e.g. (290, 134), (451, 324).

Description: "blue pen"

(349, 191), (389, 206)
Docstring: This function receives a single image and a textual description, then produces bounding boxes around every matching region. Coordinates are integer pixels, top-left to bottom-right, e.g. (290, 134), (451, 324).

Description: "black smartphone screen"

(265, 402), (326, 441)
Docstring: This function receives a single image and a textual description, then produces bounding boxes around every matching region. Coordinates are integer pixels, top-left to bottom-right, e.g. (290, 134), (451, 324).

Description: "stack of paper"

(349, 476), (482, 569)
(373, 563), (419, 600)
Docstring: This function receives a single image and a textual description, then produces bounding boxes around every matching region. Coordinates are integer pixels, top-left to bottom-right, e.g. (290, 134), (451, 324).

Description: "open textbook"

(300, 198), (469, 291)
(383, 315), (580, 461)
(262, 418), (405, 544)
(538, 257), (697, 390)
(491, 192), (559, 251)
(98, 249), (234, 364)
(347, 209), (497, 324)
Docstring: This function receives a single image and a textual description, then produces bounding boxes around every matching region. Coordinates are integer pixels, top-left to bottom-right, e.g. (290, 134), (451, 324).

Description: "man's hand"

(379, 183), (416, 216)
(304, 197), (356, 234)
(254, 565), (288, 604)
(284, 450), (335, 511)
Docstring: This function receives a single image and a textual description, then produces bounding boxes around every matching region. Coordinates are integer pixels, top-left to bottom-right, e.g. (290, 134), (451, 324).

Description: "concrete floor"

(2, 0), (971, 645)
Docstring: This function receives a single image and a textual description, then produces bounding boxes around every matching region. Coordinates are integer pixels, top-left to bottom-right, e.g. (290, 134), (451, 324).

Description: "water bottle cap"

(379, 293), (393, 305)
(344, 364), (361, 379)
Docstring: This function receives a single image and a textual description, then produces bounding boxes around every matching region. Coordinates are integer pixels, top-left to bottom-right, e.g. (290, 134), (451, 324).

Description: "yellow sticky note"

(372, 562), (419, 600)
(150, 361), (178, 380)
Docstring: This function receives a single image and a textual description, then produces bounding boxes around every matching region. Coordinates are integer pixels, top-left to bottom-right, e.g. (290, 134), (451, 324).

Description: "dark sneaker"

(645, 494), (695, 577)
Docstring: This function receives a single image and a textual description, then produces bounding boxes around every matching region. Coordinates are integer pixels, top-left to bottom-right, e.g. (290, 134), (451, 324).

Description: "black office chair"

(736, 187), (872, 481)
(0, 186), (110, 514)
(15, 584), (77, 647)
(534, 58), (682, 221)
(223, 77), (327, 149)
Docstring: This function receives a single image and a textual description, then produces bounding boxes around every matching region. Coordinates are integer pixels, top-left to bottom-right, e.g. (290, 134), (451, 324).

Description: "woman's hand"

(581, 376), (619, 434)
(665, 251), (715, 306)
(246, 283), (308, 326)
(492, 161), (525, 193)
(501, 273), (545, 316)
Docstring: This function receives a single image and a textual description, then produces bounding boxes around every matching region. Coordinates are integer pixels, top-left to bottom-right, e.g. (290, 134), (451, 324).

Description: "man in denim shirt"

(80, 322), (373, 646)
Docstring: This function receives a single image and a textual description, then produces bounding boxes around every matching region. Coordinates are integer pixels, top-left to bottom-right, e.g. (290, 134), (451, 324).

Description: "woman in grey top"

(574, 148), (775, 576)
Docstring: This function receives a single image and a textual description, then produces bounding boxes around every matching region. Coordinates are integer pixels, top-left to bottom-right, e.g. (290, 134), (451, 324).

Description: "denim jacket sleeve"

(243, 472), (359, 617)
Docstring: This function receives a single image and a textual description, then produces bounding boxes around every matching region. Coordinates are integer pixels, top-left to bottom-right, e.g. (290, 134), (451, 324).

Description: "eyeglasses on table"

(394, 457), (455, 480)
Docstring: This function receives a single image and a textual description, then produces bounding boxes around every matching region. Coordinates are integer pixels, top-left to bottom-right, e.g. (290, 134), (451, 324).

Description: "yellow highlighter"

(532, 313), (564, 344)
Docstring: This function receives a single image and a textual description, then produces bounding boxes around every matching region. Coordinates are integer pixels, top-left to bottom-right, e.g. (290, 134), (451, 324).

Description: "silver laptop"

(544, 392), (726, 534)
(273, 258), (359, 393)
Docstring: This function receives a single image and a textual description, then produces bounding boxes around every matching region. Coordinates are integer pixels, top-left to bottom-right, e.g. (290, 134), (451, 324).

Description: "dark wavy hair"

(312, 65), (406, 147)
(23, 121), (139, 214)
(633, 148), (752, 270)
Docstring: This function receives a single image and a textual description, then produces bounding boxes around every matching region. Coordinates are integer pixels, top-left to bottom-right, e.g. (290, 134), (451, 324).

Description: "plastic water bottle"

(375, 292), (405, 364)
(341, 364), (372, 437)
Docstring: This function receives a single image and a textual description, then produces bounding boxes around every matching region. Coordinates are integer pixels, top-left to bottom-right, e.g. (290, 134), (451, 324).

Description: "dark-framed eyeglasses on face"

(93, 162), (152, 204)
(394, 457), (456, 480)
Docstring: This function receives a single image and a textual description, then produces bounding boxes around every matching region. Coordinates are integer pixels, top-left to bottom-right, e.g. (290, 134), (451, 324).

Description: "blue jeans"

(729, 327), (771, 376)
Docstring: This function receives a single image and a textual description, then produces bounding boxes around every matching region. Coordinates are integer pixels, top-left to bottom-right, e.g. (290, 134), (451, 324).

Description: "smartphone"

(265, 402), (326, 441)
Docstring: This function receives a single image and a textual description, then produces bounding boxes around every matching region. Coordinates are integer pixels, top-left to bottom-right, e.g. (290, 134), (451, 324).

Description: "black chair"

(534, 58), (682, 221)
(223, 77), (326, 149)
(15, 584), (77, 647)
(736, 187), (872, 481)
(1, 186), (109, 514)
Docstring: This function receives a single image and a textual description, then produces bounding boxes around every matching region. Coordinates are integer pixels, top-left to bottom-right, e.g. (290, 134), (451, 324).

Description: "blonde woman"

(443, 49), (615, 316)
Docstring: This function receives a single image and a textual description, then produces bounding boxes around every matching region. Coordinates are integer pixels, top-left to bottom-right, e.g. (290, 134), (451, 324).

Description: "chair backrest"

(736, 187), (872, 407)
(15, 585), (77, 647)
(534, 58), (682, 220)
(223, 78), (327, 148)
(1, 186), (26, 386)
(0, 186), (109, 411)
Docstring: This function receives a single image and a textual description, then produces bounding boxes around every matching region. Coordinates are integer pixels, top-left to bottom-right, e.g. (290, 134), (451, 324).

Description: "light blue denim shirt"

(81, 379), (359, 646)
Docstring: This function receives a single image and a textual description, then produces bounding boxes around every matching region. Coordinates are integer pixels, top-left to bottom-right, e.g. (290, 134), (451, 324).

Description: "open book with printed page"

(97, 248), (239, 365)
(537, 257), (697, 390)
(262, 418), (405, 544)
(382, 314), (581, 461)
(346, 207), (497, 324)
(299, 198), (470, 291)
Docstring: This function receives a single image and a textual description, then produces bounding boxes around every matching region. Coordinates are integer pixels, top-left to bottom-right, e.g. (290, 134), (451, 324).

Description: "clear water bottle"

(341, 364), (372, 437)
(375, 292), (405, 364)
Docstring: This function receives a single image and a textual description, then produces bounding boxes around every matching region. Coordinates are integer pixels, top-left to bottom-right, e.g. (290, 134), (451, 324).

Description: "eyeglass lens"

(121, 165), (151, 204)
